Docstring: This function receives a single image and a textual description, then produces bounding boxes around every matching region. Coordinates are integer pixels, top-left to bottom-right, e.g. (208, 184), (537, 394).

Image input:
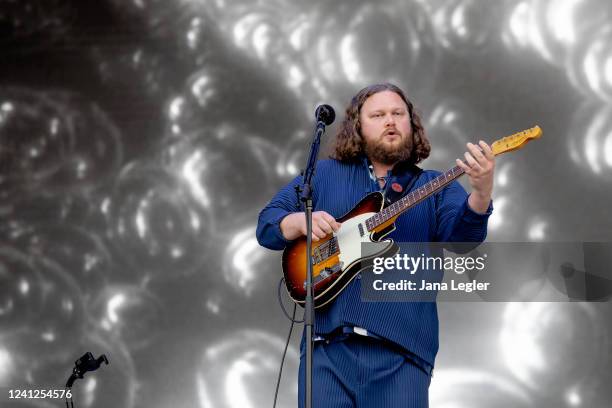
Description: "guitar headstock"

(491, 126), (542, 156)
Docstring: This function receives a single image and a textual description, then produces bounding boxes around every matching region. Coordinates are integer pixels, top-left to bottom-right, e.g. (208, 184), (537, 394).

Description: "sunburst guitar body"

(282, 191), (398, 308)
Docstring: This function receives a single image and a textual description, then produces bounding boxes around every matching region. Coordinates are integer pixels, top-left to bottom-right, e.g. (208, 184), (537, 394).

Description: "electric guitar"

(282, 126), (543, 308)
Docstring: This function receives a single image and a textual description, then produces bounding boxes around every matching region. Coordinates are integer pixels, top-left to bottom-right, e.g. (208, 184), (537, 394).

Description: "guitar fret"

(366, 164), (475, 232)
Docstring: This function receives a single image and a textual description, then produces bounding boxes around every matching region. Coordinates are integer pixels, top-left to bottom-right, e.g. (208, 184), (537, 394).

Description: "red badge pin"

(391, 182), (403, 193)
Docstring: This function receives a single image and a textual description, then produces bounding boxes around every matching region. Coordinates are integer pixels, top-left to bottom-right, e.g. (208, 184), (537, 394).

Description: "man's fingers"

(479, 140), (494, 160)
(464, 152), (481, 170)
(318, 221), (333, 235)
(467, 142), (485, 161)
(467, 142), (488, 167)
(324, 213), (341, 230)
(319, 212), (341, 231)
(456, 158), (471, 175)
(312, 225), (327, 239)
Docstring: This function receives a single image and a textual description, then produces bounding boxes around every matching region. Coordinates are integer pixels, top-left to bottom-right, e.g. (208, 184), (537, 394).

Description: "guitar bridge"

(304, 262), (344, 288)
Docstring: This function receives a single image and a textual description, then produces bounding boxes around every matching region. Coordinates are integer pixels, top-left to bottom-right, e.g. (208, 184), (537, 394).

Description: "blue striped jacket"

(256, 157), (492, 367)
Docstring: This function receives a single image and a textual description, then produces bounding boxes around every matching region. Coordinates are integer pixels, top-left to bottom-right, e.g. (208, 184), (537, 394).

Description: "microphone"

(315, 104), (335, 126)
(65, 352), (109, 388)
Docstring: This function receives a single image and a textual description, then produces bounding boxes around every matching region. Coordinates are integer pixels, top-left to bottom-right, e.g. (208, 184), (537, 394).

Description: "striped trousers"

(298, 335), (432, 408)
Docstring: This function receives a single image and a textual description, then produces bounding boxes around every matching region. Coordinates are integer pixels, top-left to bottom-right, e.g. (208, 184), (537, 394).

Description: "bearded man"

(256, 83), (495, 408)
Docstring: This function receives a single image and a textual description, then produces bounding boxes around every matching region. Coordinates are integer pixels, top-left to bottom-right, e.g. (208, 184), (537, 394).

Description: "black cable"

(272, 299), (297, 408)
(65, 387), (74, 408)
(278, 277), (304, 323)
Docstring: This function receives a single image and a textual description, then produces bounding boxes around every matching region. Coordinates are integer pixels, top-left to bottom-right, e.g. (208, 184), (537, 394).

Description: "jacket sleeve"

(256, 175), (303, 250)
(434, 179), (493, 246)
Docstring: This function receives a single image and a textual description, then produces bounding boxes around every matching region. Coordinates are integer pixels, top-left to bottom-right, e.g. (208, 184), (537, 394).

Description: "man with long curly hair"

(257, 83), (495, 407)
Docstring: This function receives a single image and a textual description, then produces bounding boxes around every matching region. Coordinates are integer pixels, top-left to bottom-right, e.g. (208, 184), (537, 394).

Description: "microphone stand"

(64, 352), (109, 408)
(296, 117), (328, 408)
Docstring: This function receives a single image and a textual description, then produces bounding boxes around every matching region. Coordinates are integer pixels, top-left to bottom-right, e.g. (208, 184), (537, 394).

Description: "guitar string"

(313, 165), (466, 258)
(312, 167), (459, 262)
(366, 165), (466, 231)
(365, 130), (534, 230)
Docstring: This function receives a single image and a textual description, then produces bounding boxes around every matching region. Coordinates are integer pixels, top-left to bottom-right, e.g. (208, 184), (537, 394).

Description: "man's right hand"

(280, 211), (341, 241)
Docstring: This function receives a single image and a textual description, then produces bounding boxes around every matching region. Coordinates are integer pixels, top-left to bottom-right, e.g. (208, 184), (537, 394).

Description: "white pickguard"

(334, 212), (394, 269)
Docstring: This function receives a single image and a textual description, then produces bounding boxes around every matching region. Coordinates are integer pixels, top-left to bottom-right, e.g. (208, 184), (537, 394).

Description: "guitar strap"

(382, 161), (424, 207)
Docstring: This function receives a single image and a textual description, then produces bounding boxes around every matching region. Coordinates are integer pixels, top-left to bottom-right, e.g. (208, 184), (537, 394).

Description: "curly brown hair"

(331, 83), (430, 164)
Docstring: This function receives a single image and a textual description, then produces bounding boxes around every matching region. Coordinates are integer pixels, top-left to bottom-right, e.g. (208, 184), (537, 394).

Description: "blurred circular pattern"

(532, 0), (610, 65)
(68, 332), (137, 408)
(94, 46), (175, 99)
(0, 88), (123, 198)
(196, 329), (299, 408)
(0, 0), (74, 45)
(501, 0), (538, 52)
(221, 224), (280, 297)
(566, 23), (612, 102)
(88, 285), (165, 351)
(228, 1), (295, 63)
(0, 192), (97, 239)
(306, 1), (437, 88)
(0, 257), (89, 385)
(275, 129), (309, 179)
(220, 0), (318, 101)
(10, 223), (112, 294)
(29, 256), (86, 351)
(106, 161), (210, 277)
(1, 249), (86, 352)
(0, 329), (72, 387)
(205, 0), (301, 65)
(0, 89), (71, 199)
(0, 329), (138, 408)
(0, 246), (44, 332)
(500, 302), (609, 404)
(567, 100), (612, 175)
(185, 66), (227, 117)
(202, 0), (438, 107)
(431, 0), (506, 54)
(97, 2), (222, 109)
(466, 243), (548, 301)
(525, 214), (551, 241)
(430, 368), (532, 407)
(162, 124), (279, 230)
(183, 15), (218, 60)
(424, 98), (472, 170)
(179, 61), (307, 142)
(502, 0), (611, 66)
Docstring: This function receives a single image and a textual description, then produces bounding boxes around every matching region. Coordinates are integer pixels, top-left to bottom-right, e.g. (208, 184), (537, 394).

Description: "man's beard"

(364, 134), (413, 165)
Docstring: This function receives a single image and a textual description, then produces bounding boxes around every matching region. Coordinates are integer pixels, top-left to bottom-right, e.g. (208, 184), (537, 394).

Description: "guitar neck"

(365, 165), (465, 232)
(363, 125), (543, 232)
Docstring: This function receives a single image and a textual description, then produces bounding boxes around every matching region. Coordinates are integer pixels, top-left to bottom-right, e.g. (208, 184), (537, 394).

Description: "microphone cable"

(278, 277), (304, 323)
(64, 387), (73, 408)
(273, 277), (302, 408)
